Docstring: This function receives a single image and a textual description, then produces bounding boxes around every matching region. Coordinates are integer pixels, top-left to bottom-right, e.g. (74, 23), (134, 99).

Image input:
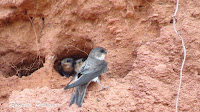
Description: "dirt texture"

(0, 0), (200, 112)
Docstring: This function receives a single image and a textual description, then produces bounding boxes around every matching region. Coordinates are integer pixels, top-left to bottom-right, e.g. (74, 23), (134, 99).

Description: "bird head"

(88, 47), (108, 60)
(61, 58), (74, 67)
(74, 58), (85, 72)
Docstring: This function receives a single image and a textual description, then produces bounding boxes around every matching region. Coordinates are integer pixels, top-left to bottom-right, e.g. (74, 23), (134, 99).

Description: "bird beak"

(105, 51), (109, 54)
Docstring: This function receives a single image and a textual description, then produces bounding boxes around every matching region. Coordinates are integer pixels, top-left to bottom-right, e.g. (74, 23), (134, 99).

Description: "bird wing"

(64, 61), (107, 89)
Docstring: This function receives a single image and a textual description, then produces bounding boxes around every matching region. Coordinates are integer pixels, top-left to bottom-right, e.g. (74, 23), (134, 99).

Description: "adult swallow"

(58, 58), (74, 78)
(65, 47), (108, 107)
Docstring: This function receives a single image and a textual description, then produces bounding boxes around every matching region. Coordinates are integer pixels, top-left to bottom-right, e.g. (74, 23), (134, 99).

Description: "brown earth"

(0, 0), (200, 111)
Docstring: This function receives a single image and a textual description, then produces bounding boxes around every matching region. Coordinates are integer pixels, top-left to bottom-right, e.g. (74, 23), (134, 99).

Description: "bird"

(74, 58), (85, 75)
(58, 58), (74, 78)
(72, 58), (86, 81)
(65, 47), (108, 107)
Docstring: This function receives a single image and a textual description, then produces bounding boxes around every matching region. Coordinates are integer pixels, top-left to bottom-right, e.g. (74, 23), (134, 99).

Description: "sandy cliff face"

(0, 0), (200, 111)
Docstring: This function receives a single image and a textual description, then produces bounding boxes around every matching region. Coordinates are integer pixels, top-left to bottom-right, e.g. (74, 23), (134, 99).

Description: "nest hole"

(54, 46), (93, 73)
(4, 53), (45, 78)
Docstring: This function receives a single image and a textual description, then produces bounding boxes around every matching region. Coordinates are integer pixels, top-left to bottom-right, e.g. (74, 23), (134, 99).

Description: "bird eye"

(67, 60), (70, 62)
(100, 49), (104, 53)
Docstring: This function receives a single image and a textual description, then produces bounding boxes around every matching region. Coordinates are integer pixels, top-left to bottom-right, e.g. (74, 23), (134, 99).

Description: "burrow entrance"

(0, 52), (45, 78)
(53, 45), (93, 73)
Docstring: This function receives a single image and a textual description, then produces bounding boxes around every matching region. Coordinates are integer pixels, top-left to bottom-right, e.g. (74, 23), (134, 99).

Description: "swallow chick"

(74, 58), (85, 74)
(65, 47), (108, 107)
(59, 58), (74, 78)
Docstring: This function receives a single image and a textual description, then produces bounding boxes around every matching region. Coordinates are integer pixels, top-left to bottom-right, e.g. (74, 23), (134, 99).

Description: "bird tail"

(69, 83), (89, 107)
(69, 88), (78, 106)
